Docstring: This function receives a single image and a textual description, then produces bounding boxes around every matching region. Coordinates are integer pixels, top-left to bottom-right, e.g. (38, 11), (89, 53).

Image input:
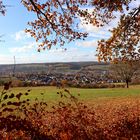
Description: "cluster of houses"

(15, 69), (116, 87)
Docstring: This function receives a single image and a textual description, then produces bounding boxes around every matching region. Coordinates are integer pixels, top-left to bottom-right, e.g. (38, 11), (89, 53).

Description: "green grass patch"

(0, 85), (140, 102)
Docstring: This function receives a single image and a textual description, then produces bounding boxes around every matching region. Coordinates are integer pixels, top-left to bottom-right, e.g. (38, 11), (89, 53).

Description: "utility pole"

(13, 56), (16, 77)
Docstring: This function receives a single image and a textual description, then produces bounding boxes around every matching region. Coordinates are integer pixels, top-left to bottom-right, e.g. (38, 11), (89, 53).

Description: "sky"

(0, 0), (139, 64)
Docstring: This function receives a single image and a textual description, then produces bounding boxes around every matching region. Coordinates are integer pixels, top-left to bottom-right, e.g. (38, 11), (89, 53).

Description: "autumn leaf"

(16, 93), (22, 100)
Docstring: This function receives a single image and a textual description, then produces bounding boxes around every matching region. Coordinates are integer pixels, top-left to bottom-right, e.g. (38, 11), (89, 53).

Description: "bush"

(75, 83), (121, 88)
(11, 79), (24, 87)
(115, 84), (125, 88)
(0, 80), (4, 86)
(131, 78), (140, 85)
(0, 83), (103, 139)
(68, 83), (125, 89)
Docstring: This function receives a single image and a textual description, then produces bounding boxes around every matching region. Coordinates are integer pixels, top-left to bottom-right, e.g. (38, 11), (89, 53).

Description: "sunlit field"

(1, 85), (140, 103)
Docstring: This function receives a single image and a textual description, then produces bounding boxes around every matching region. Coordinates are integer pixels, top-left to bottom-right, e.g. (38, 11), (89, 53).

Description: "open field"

(1, 85), (140, 104)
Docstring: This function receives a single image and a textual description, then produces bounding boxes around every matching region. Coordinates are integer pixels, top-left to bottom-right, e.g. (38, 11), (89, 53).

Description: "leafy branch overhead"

(0, 0), (6, 15)
(1, 0), (140, 62)
(21, 0), (135, 52)
(22, 0), (90, 51)
(98, 5), (140, 62)
(0, 1), (6, 43)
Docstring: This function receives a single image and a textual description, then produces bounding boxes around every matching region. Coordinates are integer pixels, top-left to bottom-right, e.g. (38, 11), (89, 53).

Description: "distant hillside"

(0, 61), (109, 74)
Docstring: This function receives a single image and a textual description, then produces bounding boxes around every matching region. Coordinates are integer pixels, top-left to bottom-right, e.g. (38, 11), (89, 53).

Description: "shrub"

(47, 89), (103, 139)
(11, 79), (24, 87)
(0, 83), (103, 139)
(0, 80), (4, 86)
(0, 82), (52, 139)
(115, 84), (125, 88)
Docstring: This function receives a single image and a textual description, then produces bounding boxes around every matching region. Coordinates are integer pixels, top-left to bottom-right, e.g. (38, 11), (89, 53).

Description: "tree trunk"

(126, 80), (129, 88)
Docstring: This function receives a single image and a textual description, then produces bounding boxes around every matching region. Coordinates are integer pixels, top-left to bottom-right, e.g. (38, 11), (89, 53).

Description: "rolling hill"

(0, 61), (109, 74)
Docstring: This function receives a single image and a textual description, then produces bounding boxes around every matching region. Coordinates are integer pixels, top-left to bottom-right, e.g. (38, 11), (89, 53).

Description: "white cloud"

(46, 47), (97, 62)
(78, 8), (121, 39)
(76, 40), (97, 48)
(10, 42), (37, 53)
(0, 47), (97, 64)
(66, 50), (96, 62)
(12, 30), (31, 41)
(0, 54), (14, 64)
(129, 0), (140, 9)
(79, 0), (140, 39)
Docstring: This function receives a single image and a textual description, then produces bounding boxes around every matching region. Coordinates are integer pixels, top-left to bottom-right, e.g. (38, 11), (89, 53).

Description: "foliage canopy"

(0, 0), (140, 62)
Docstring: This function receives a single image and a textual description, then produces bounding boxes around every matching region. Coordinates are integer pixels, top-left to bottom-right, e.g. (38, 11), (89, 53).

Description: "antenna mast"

(13, 56), (16, 77)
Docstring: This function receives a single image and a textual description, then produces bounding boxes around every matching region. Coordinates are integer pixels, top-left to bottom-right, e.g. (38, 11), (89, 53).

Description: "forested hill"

(0, 61), (109, 74)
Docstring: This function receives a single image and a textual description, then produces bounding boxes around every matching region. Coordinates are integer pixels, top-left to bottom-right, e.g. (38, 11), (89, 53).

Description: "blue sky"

(0, 0), (139, 64)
